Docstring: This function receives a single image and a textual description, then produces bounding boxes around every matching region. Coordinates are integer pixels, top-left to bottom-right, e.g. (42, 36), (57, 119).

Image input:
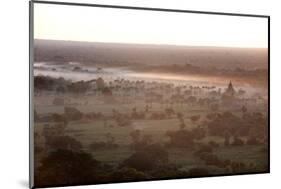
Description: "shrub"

(64, 107), (83, 121)
(116, 115), (132, 127)
(52, 113), (65, 122)
(150, 112), (166, 120)
(246, 136), (260, 145)
(208, 141), (219, 148)
(165, 108), (175, 117)
(190, 115), (201, 123)
(194, 144), (213, 157)
(232, 137), (244, 146)
(206, 113), (218, 120)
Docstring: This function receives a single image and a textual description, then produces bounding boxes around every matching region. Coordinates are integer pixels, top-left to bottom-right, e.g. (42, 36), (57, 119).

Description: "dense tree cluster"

(35, 150), (102, 187)
(207, 111), (268, 141)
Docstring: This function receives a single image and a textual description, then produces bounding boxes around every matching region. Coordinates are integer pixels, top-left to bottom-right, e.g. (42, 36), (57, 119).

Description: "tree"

(130, 130), (141, 144)
(179, 122), (186, 130)
(191, 127), (206, 140)
(165, 108), (175, 117)
(224, 131), (230, 146)
(206, 113), (217, 120)
(35, 150), (101, 186)
(142, 134), (153, 145)
(45, 136), (83, 152)
(96, 77), (105, 90)
(186, 96), (197, 106)
(246, 136), (260, 145)
(56, 86), (66, 94)
(190, 115), (201, 123)
(102, 87), (113, 96)
(241, 105), (247, 114)
(166, 130), (195, 148)
(238, 89), (246, 96)
(116, 115), (132, 127)
(64, 107), (83, 121)
(120, 144), (168, 171)
(105, 132), (115, 145)
(67, 81), (89, 94)
(210, 103), (219, 112)
(177, 112), (183, 120)
(232, 136), (244, 146)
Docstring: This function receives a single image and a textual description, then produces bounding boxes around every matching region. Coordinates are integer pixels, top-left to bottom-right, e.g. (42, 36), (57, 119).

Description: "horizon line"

(34, 38), (268, 49)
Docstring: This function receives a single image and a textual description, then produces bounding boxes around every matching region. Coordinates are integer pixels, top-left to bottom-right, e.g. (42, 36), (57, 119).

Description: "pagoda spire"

(229, 81), (233, 88)
(225, 81), (235, 95)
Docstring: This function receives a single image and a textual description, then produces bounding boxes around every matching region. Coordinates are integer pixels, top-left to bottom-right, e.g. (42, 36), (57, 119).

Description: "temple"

(222, 81), (236, 105)
(224, 81), (235, 97)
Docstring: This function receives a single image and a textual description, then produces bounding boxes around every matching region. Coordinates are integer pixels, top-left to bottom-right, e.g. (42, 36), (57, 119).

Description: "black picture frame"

(29, 1), (270, 188)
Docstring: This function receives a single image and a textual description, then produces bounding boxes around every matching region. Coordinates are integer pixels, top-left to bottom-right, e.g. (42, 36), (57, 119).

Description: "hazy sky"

(34, 3), (268, 48)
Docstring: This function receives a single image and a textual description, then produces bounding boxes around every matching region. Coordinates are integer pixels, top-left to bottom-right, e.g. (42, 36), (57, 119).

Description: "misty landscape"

(33, 39), (268, 187)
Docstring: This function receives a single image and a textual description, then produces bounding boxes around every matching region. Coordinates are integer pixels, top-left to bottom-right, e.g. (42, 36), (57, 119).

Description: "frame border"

(29, 1), (270, 188)
(29, 1), (34, 188)
(32, 0), (270, 18)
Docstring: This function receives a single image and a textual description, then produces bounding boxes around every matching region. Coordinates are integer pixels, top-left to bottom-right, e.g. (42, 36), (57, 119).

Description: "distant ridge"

(34, 39), (268, 70)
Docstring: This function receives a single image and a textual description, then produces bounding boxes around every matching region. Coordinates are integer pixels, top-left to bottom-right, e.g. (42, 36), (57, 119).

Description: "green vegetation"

(33, 74), (268, 187)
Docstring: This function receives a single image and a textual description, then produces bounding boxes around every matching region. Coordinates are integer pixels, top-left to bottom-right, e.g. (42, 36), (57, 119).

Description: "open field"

(34, 116), (268, 172)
